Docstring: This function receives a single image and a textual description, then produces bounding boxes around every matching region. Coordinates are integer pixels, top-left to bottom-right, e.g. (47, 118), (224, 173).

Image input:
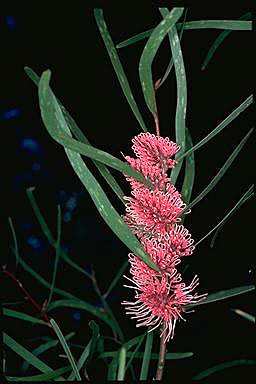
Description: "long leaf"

(50, 318), (81, 380)
(3, 308), (48, 326)
(47, 205), (61, 308)
(21, 332), (75, 373)
(117, 347), (127, 381)
(5, 366), (72, 382)
(186, 128), (253, 211)
(38, 70), (159, 272)
(181, 127), (195, 204)
(24, 66), (126, 204)
(195, 185), (254, 247)
(47, 299), (116, 331)
(159, 8), (186, 184)
(8, 217), (19, 267)
(101, 351), (193, 360)
(192, 359), (256, 380)
(201, 12), (252, 70)
(125, 334), (146, 372)
(139, 8), (184, 115)
(93, 9), (147, 132)
(68, 321), (100, 380)
(140, 330), (154, 380)
(187, 285), (255, 309)
(103, 260), (129, 299)
(116, 20), (252, 49)
(177, 95), (253, 161)
(3, 333), (64, 381)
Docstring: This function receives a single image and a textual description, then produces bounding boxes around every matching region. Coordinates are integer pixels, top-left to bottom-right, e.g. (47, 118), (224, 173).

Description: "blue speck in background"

(1, 108), (21, 120)
(21, 138), (41, 154)
(5, 16), (16, 30)
(26, 235), (41, 249)
(31, 162), (41, 172)
(72, 311), (81, 321)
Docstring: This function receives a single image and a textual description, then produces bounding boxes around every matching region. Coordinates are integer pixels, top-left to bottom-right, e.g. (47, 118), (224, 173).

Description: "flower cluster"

(122, 133), (206, 342)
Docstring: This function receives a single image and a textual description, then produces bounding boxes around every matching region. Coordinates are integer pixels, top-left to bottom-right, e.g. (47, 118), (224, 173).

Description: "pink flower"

(125, 156), (170, 190)
(124, 185), (187, 235)
(131, 133), (180, 169)
(122, 271), (206, 342)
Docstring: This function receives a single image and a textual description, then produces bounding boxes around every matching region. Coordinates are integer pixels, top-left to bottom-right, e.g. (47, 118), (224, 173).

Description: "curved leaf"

(3, 308), (48, 326)
(139, 8), (184, 115)
(192, 359), (256, 380)
(5, 366), (71, 382)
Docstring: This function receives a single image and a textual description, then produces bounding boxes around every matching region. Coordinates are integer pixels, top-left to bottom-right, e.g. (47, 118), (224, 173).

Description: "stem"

(155, 326), (168, 381)
(154, 113), (160, 136)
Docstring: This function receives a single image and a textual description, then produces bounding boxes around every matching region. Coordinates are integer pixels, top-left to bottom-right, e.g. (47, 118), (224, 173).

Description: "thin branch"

(155, 326), (168, 380)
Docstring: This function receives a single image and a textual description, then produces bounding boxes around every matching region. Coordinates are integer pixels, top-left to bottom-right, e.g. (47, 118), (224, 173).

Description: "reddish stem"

(2, 267), (51, 324)
(154, 113), (160, 136)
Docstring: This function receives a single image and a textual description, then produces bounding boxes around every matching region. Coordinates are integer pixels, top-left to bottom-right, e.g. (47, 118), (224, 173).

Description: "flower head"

(131, 133), (180, 169)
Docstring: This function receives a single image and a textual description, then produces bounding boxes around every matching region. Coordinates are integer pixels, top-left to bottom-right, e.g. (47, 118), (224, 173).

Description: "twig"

(155, 326), (168, 380)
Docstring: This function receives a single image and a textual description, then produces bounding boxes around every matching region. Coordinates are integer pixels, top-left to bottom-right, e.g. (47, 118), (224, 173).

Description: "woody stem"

(155, 326), (168, 380)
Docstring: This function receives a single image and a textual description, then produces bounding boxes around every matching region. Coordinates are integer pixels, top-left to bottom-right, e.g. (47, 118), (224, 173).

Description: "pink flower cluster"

(122, 133), (206, 342)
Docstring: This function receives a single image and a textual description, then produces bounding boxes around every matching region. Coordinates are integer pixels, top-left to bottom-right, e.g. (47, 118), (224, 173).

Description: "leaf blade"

(192, 359), (256, 380)
(140, 330), (154, 380)
(181, 127), (195, 204)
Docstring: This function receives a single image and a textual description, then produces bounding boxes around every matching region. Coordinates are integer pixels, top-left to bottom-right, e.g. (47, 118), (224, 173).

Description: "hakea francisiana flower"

(122, 132), (206, 341)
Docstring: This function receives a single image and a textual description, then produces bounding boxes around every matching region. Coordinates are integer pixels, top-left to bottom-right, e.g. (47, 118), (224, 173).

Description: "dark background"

(1, 2), (254, 382)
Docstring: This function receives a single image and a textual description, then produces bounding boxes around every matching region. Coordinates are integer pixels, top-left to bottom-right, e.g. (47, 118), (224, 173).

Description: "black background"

(1, 2), (254, 382)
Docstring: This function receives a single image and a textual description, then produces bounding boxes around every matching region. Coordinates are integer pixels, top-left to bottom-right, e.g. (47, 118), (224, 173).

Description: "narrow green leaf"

(195, 185), (254, 247)
(38, 70), (159, 272)
(26, 187), (92, 279)
(3, 333), (64, 380)
(186, 128), (253, 211)
(140, 330), (154, 380)
(47, 299), (115, 332)
(125, 334), (146, 372)
(116, 20), (251, 49)
(101, 351), (193, 360)
(139, 8), (184, 115)
(187, 285), (255, 309)
(68, 321), (99, 380)
(93, 9), (147, 133)
(181, 127), (195, 204)
(117, 347), (127, 380)
(103, 260), (129, 299)
(8, 217), (19, 267)
(157, 8), (188, 89)
(3, 308), (48, 326)
(192, 359), (256, 380)
(177, 95), (253, 161)
(47, 205), (61, 308)
(107, 354), (118, 380)
(5, 366), (72, 382)
(50, 318), (81, 380)
(24, 66), (126, 205)
(202, 12), (251, 70)
(159, 8), (187, 184)
(21, 332), (75, 373)
(232, 309), (255, 323)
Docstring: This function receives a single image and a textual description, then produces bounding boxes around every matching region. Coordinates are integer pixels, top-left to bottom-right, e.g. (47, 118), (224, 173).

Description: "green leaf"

(187, 285), (255, 309)
(93, 9), (147, 133)
(107, 355), (118, 380)
(24, 66), (126, 205)
(186, 128), (253, 211)
(5, 366), (72, 382)
(103, 260), (129, 299)
(68, 321), (99, 380)
(8, 217), (19, 267)
(125, 334), (146, 372)
(47, 205), (61, 308)
(47, 299), (115, 332)
(117, 347), (127, 381)
(177, 95), (253, 161)
(50, 318), (81, 380)
(3, 333), (64, 380)
(101, 351), (193, 360)
(195, 185), (254, 247)
(116, 20), (251, 49)
(158, 8), (187, 184)
(201, 12), (251, 70)
(181, 127), (195, 204)
(139, 8), (184, 115)
(26, 187), (92, 280)
(38, 70), (159, 272)
(21, 332), (75, 373)
(232, 309), (255, 323)
(140, 330), (154, 380)
(192, 359), (256, 380)
(3, 308), (48, 326)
